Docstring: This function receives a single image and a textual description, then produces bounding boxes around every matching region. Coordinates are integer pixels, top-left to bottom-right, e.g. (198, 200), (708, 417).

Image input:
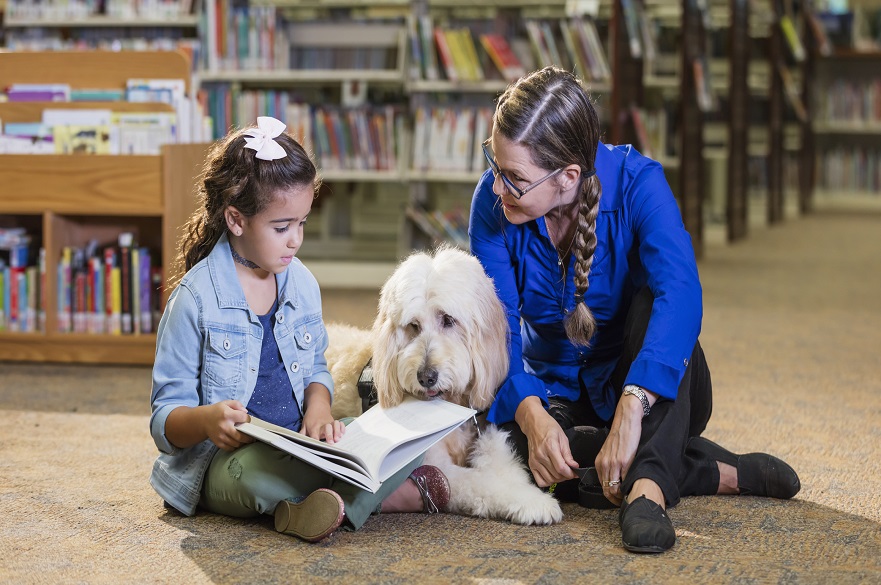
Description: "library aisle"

(1, 208), (879, 583)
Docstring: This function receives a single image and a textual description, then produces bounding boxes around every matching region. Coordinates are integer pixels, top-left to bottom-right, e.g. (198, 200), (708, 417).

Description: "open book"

(236, 396), (476, 493)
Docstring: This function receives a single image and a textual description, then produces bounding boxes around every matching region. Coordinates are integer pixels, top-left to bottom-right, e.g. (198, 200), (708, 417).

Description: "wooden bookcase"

(0, 51), (210, 365)
(727, 0), (751, 242)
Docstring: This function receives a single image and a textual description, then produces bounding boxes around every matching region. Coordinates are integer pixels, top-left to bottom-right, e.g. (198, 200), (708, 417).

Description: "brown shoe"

(409, 465), (450, 513)
(274, 488), (345, 543)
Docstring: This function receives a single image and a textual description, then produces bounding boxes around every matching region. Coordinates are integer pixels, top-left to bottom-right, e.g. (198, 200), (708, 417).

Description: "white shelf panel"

(321, 170), (406, 183)
(197, 69), (405, 84)
(4, 16), (199, 27)
(407, 80), (510, 94)
(813, 121), (881, 135)
(407, 170), (485, 184)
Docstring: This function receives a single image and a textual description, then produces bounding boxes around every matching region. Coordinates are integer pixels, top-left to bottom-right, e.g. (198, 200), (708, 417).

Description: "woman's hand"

(199, 400), (253, 452)
(594, 394), (644, 506)
(516, 396), (579, 487)
(302, 383), (345, 444)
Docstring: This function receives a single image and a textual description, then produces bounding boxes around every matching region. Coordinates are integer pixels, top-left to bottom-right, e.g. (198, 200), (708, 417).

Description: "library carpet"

(1, 209), (880, 584)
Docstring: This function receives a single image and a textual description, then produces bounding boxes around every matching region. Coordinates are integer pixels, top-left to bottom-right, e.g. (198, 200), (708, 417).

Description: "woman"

(469, 67), (799, 553)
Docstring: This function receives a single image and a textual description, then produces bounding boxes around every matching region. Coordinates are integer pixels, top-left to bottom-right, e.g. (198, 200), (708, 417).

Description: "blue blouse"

(469, 143), (702, 425)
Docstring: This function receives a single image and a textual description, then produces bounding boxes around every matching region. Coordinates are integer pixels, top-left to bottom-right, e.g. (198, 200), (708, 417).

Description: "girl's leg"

(200, 442), (423, 530)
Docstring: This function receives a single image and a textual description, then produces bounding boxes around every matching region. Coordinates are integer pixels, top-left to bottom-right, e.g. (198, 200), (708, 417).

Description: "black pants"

(501, 287), (719, 508)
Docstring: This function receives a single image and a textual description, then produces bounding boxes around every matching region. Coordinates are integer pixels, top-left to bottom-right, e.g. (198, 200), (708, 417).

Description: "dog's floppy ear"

(371, 271), (407, 408)
(461, 254), (511, 412)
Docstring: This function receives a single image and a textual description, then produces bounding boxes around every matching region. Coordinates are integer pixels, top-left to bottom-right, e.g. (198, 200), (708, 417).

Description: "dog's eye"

(441, 314), (456, 328)
(407, 322), (421, 334)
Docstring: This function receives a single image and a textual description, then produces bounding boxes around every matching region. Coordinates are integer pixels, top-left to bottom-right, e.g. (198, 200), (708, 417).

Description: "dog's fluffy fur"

(327, 247), (563, 525)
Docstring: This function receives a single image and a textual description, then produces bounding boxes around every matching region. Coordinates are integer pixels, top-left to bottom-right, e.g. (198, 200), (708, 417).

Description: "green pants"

(200, 441), (422, 530)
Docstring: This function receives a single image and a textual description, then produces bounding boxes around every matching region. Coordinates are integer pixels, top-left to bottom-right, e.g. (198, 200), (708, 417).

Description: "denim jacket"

(149, 232), (333, 516)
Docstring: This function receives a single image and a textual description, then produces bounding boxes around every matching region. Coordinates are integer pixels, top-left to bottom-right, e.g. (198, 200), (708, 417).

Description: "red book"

(480, 34), (526, 81)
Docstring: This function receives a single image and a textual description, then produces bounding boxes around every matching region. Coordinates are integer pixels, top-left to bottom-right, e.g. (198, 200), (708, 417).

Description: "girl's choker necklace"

(229, 243), (261, 269)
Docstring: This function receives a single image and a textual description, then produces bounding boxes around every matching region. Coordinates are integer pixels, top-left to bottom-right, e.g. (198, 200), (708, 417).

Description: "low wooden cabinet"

(0, 51), (210, 365)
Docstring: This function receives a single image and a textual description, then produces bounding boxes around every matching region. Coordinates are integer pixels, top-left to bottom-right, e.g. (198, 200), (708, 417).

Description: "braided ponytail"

(565, 173), (602, 346)
(495, 66), (603, 346)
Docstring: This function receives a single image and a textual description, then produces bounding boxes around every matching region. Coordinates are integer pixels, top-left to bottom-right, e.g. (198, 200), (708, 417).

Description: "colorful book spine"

(139, 247), (153, 334)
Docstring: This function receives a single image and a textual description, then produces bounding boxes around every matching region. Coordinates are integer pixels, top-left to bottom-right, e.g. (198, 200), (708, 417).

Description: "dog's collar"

(357, 358), (378, 413)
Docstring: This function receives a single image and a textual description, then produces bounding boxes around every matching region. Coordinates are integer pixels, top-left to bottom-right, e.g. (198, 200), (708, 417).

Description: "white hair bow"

(243, 116), (287, 161)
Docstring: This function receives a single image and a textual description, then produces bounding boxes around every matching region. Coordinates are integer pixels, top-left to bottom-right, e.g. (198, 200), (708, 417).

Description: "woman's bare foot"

(627, 477), (666, 509)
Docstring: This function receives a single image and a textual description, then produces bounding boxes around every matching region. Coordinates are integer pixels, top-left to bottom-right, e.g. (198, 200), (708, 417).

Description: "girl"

(150, 117), (449, 543)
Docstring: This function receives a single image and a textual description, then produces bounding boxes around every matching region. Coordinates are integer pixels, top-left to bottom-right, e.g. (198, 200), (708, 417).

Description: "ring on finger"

(602, 479), (621, 487)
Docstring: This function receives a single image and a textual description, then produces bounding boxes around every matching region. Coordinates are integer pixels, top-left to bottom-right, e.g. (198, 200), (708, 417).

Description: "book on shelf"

(54, 235), (158, 335)
(5, 83), (71, 102)
(776, 63), (808, 123)
(236, 395), (476, 493)
(450, 28), (485, 82)
(434, 26), (460, 82)
(126, 78), (188, 142)
(406, 204), (469, 248)
(406, 14), (424, 81)
(779, 15), (806, 63)
(0, 123), (55, 154)
(0, 236), (42, 333)
(479, 34), (526, 81)
(418, 15), (440, 81)
(53, 125), (115, 155)
(570, 17), (611, 82)
(539, 21), (567, 68)
(817, 145), (881, 193)
(692, 56), (716, 113)
(525, 20), (553, 66)
(406, 205), (446, 244)
(619, 0), (644, 59)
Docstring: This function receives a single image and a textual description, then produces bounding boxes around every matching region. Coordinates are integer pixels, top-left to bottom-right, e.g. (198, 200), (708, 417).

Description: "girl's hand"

(301, 383), (345, 444)
(301, 404), (345, 444)
(516, 397), (579, 487)
(594, 395), (644, 506)
(202, 400), (253, 452)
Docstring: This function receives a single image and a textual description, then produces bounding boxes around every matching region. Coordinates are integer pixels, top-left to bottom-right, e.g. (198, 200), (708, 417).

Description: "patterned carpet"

(2, 209), (880, 584)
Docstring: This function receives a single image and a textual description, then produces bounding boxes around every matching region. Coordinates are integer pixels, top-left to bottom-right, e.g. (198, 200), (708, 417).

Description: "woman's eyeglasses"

(482, 139), (564, 200)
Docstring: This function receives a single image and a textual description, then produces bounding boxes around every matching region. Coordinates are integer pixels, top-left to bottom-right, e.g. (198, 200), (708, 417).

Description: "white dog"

(326, 247), (563, 525)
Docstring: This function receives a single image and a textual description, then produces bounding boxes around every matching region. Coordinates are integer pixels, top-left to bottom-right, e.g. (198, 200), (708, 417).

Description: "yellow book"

(110, 266), (122, 335)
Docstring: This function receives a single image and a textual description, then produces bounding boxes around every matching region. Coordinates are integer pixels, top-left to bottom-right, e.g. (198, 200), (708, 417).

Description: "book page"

(335, 397), (475, 481)
(237, 422), (380, 492)
(241, 396), (475, 487)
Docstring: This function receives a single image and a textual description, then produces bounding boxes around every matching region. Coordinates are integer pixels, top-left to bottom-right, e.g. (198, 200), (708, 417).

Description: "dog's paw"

(505, 490), (564, 525)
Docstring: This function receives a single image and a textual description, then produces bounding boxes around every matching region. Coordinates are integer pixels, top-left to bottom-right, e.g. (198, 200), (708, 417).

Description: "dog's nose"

(417, 367), (438, 388)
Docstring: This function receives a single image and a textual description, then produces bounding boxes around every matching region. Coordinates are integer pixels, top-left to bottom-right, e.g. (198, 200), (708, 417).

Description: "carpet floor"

(1, 209), (879, 584)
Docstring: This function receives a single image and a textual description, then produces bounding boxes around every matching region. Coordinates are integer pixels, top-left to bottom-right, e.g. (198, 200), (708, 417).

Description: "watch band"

(623, 384), (651, 418)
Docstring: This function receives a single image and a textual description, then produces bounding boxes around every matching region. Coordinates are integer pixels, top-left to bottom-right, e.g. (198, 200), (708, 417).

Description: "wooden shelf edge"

(0, 333), (157, 365)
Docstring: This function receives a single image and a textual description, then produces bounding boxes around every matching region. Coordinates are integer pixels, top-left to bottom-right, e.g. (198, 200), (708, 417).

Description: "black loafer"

(619, 495), (676, 553)
(688, 436), (801, 499)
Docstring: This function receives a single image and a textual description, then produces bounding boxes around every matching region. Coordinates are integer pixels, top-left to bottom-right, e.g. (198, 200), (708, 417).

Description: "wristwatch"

(623, 385), (651, 418)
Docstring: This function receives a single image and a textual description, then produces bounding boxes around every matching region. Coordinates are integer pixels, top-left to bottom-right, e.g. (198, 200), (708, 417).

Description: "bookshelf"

(0, 51), (209, 364)
(2, 0), (198, 53)
(812, 49), (881, 205)
(403, 0), (615, 254)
